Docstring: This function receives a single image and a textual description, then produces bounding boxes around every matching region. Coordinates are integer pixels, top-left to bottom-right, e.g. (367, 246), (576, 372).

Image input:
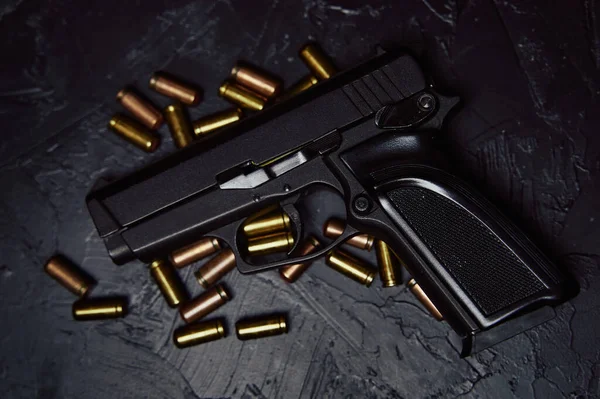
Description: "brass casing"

(116, 88), (163, 129)
(247, 232), (294, 256)
(407, 279), (444, 321)
(375, 240), (402, 287)
(179, 284), (230, 323)
(170, 237), (221, 269)
(231, 63), (282, 98)
(243, 210), (291, 238)
(164, 103), (194, 149)
(235, 314), (288, 340)
(193, 108), (243, 137)
(278, 74), (319, 101)
(299, 43), (337, 80)
(149, 260), (189, 308)
(44, 255), (96, 297)
(108, 114), (160, 152)
(173, 319), (226, 348)
(279, 236), (320, 283)
(72, 297), (127, 321)
(323, 218), (374, 251)
(195, 249), (236, 288)
(325, 250), (376, 286)
(219, 82), (266, 111)
(149, 72), (201, 105)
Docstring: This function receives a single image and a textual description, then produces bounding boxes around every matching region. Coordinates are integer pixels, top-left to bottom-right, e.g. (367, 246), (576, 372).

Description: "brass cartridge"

(149, 260), (189, 308)
(179, 284), (230, 323)
(325, 250), (376, 287)
(173, 319), (226, 348)
(195, 249), (236, 288)
(116, 88), (163, 129)
(72, 297), (127, 321)
(170, 237), (221, 269)
(108, 114), (160, 152)
(235, 314), (288, 340)
(44, 255), (96, 297)
(149, 72), (201, 105)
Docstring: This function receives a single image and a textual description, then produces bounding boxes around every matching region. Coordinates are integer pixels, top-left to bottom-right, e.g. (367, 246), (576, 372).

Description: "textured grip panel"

(387, 187), (545, 316)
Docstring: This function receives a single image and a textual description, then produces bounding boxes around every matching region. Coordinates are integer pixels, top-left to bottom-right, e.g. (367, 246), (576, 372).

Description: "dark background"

(1, 0), (599, 398)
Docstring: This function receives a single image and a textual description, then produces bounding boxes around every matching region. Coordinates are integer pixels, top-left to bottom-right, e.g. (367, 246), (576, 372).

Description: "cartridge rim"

(286, 232), (294, 247)
(364, 236), (375, 251)
(219, 82), (230, 96)
(407, 278), (417, 289)
(195, 272), (209, 288)
(149, 75), (158, 89)
(382, 278), (398, 287)
(215, 285), (230, 301)
(211, 238), (221, 251)
(364, 272), (375, 287)
(147, 137), (160, 152)
(116, 88), (127, 101)
(278, 315), (288, 333)
(216, 319), (226, 337)
(282, 213), (291, 230)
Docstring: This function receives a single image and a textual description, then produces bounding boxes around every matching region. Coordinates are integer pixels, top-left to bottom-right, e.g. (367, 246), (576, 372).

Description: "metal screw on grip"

(417, 93), (435, 111)
(353, 195), (371, 214)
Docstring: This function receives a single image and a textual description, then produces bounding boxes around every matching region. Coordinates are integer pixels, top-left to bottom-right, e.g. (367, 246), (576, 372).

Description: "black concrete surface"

(1, 1), (599, 398)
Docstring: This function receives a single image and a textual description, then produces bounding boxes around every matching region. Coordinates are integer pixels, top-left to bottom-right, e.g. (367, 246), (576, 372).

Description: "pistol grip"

(370, 165), (569, 355)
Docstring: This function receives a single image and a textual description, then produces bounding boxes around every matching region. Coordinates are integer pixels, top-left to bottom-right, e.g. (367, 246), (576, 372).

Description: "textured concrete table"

(1, 1), (598, 398)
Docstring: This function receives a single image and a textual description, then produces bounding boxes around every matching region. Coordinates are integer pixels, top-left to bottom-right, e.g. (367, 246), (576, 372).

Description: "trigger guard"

(281, 203), (302, 255)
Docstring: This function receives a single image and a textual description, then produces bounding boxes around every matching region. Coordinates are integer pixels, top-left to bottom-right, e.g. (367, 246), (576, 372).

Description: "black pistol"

(87, 49), (571, 356)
